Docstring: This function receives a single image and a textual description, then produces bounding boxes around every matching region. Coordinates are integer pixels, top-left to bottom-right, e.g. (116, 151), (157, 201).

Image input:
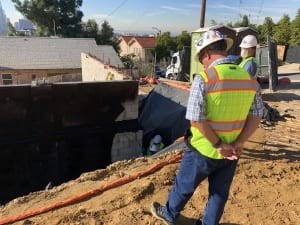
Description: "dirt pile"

(0, 88), (299, 225)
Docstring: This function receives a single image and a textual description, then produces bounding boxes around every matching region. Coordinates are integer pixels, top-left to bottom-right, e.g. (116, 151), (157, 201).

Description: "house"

(119, 35), (156, 63)
(0, 36), (123, 85)
(118, 35), (135, 56)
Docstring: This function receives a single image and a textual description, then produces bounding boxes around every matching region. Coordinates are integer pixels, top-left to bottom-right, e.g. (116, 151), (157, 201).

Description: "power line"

(106, 0), (129, 19)
(257, 0), (264, 23)
(239, 0), (243, 19)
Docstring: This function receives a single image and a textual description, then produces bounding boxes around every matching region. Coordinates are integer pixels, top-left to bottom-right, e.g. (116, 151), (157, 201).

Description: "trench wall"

(0, 80), (141, 204)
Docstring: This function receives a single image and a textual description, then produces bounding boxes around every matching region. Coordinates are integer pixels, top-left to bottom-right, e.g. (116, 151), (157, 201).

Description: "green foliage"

(175, 31), (191, 50)
(210, 19), (218, 26)
(290, 9), (300, 46)
(273, 14), (291, 45)
(257, 17), (275, 44)
(12, 0), (83, 37)
(96, 20), (114, 45)
(154, 32), (177, 61)
(234, 15), (249, 27)
(226, 22), (233, 28)
(83, 19), (99, 38)
(96, 20), (120, 54)
(120, 54), (135, 69)
(233, 15), (258, 30)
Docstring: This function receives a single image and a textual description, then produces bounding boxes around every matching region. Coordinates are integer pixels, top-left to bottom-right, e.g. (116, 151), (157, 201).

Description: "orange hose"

(0, 152), (183, 225)
(163, 81), (191, 91)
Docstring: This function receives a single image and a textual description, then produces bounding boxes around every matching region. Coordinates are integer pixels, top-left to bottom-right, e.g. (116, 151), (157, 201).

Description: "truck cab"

(166, 47), (191, 82)
(166, 51), (181, 80)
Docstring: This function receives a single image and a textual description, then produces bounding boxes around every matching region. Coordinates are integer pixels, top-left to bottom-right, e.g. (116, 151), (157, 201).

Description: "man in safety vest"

(239, 35), (258, 77)
(150, 30), (264, 225)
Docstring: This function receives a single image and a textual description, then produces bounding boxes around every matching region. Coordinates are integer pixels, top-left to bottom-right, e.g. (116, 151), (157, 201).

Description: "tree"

(154, 32), (176, 62)
(273, 14), (291, 45)
(120, 53), (135, 69)
(234, 15), (249, 27)
(7, 21), (16, 36)
(12, 0), (84, 37)
(97, 20), (114, 45)
(82, 19), (99, 38)
(226, 22), (233, 28)
(257, 17), (275, 44)
(175, 31), (191, 50)
(290, 9), (300, 46)
(95, 20), (120, 54)
(210, 19), (218, 26)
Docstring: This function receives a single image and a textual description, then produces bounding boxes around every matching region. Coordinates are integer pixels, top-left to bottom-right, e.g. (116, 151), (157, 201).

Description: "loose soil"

(0, 85), (299, 225)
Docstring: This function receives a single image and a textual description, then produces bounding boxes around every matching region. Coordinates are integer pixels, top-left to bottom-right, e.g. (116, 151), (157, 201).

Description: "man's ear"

(206, 50), (211, 60)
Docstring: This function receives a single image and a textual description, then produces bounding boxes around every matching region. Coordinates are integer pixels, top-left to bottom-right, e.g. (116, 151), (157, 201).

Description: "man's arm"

(233, 115), (262, 157)
(191, 120), (219, 145)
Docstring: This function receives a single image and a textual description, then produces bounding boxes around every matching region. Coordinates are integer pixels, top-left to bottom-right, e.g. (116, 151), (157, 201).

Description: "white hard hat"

(153, 134), (162, 144)
(239, 35), (257, 48)
(150, 143), (159, 152)
(194, 30), (233, 62)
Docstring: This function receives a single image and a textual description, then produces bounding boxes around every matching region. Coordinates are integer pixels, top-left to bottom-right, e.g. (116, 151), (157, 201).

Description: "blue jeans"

(163, 148), (238, 225)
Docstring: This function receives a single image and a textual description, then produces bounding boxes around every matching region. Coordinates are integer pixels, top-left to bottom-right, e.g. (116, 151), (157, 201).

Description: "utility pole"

(200, 0), (206, 28)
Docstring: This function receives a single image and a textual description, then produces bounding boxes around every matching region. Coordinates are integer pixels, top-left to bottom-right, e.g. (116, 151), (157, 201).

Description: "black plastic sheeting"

(0, 81), (139, 204)
(285, 46), (300, 63)
(139, 82), (190, 154)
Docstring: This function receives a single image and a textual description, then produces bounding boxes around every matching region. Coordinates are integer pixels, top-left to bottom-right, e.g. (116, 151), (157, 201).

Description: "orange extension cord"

(0, 152), (183, 225)
(163, 80), (191, 91)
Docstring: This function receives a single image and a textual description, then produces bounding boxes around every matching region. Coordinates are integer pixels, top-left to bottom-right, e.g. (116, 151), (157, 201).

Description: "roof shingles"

(0, 37), (122, 70)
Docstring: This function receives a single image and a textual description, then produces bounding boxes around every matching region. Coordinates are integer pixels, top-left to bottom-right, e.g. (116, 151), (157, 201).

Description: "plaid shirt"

(186, 57), (264, 122)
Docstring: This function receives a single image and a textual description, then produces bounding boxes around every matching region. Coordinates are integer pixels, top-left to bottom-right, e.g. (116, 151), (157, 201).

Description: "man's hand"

(216, 143), (238, 160)
(232, 141), (244, 158)
(219, 141), (244, 160)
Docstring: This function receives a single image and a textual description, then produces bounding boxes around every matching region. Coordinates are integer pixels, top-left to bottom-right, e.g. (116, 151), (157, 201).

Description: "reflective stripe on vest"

(189, 64), (258, 159)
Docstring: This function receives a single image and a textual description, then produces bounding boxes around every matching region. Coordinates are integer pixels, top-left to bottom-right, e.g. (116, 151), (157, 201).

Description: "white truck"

(165, 46), (191, 82)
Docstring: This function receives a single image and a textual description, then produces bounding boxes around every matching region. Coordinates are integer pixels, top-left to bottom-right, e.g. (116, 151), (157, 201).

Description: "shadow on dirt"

(242, 147), (300, 162)
(262, 91), (300, 101)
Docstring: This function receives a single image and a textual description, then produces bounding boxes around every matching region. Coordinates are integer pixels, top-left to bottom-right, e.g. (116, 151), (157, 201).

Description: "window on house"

(32, 74), (36, 81)
(2, 74), (13, 85)
(134, 48), (140, 55)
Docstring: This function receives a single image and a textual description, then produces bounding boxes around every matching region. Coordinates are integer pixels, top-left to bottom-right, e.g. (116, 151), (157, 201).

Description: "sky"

(1, 0), (299, 35)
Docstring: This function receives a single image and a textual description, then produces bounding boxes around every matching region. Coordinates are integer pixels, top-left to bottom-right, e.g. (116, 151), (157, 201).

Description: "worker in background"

(150, 30), (263, 225)
(147, 134), (164, 156)
(239, 35), (258, 77)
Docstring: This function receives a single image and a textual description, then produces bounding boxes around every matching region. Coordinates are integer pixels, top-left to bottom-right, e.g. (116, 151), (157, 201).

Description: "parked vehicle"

(165, 46), (191, 82)
(154, 65), (166, 78)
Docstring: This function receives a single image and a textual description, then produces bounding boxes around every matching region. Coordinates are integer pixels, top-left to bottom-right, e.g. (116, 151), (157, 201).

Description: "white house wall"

(81, 53), (124, 81)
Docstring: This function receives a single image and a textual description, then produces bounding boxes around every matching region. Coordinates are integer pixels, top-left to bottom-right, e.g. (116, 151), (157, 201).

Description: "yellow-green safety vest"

(239, 56), (256, 68)
(189, 64), (259, 159)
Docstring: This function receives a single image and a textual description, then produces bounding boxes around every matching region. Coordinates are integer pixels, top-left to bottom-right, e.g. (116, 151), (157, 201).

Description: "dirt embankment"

(0, 87), (299, 225)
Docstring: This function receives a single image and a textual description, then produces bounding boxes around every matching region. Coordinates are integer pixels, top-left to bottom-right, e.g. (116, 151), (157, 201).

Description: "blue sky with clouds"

(1, 0), (299, 35)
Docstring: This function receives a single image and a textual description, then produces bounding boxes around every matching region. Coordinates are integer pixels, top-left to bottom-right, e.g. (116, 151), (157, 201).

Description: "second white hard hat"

(153, 135), (162, 144)
(239, 35), (258, 48)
